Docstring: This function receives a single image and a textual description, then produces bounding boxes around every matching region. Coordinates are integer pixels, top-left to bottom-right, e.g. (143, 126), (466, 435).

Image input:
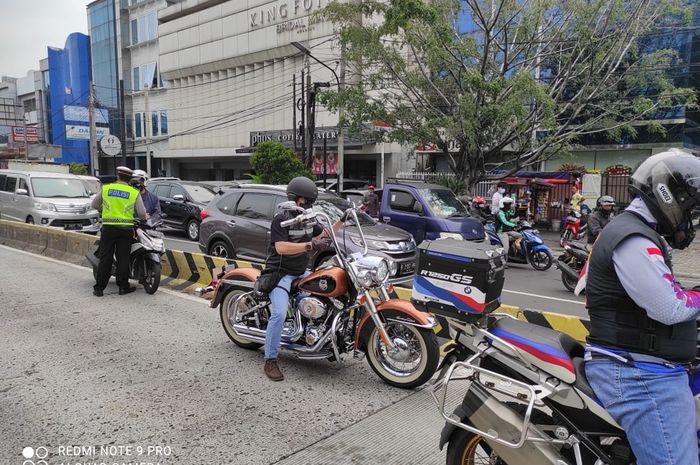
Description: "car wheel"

(185, 219), (200, 241)
(208, 240), (234, 259)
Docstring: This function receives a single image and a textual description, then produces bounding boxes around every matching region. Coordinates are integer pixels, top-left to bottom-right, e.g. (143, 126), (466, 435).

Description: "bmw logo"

(464, 286), (472, 294)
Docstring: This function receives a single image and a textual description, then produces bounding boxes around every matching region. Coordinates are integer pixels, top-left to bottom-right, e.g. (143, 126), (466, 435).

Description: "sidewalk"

(540, 231), (700, 279)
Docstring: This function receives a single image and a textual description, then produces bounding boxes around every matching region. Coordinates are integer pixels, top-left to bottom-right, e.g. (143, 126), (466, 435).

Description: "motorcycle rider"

(91, 166), (149, 297)
(490, 181), (508, 215)
(584, 150), (700, 465)
(587, 195), (615, 244)
(263, 176), (344, 381)
(495, 197), (521, 255)
(130, 170), (161, 223)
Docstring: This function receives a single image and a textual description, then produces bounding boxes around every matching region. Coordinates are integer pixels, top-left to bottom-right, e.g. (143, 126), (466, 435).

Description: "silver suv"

(0, 170), (100, 233)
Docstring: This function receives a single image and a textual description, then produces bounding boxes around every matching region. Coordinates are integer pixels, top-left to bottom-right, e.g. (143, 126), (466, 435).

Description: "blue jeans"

(264, 273), (308, 360)
(585, 360), (698, 465)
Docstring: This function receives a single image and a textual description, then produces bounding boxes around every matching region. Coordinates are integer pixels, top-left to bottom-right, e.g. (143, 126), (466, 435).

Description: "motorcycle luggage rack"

(431, 350), (564, 450)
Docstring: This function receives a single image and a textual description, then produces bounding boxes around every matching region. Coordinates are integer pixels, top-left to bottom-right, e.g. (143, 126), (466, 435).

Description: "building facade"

(156, 0), (402, 183)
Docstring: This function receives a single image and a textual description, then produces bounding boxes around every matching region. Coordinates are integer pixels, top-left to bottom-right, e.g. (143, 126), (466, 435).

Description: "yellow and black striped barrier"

(159, 251), (590, 343)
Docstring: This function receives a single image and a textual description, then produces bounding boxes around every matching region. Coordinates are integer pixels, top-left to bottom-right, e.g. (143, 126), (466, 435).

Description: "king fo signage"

(250, 0), (328, 33)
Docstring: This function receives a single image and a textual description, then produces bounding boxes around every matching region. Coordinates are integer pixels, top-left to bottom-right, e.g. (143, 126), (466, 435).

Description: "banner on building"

(12, 126), (39, 143)
(64, 105), (108, 124)
(312, 151), (337, 175)
(65, 125), (110, 140)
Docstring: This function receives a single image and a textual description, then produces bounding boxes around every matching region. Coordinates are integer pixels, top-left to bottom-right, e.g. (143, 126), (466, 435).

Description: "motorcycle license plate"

(64, 224), (83, 231)
(400, 262), (416, 275)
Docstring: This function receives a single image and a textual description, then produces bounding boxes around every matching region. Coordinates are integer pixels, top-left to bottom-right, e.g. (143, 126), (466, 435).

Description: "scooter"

(557, 241), (589, 292)
(500, 222), (553, 271)
(86, 219), (165, 294)
(560, 208), (590, 246)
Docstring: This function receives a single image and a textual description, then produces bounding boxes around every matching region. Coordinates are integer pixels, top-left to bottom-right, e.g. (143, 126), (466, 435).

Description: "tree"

(322, 0), (696, 190)
(69, 163), (88, 175)
(249, 141), (314, 184)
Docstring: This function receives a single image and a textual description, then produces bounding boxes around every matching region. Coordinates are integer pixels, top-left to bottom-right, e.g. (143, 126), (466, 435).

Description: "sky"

(0, 0), (89, 78)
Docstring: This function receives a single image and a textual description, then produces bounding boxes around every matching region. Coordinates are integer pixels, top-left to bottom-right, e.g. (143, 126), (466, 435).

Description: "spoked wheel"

(142, 260), (161, 294)
(529, 249), (553, 271)
(220, 289), (263, 350)
(447, 430), (506, 465)
(365, 320), (439, 389)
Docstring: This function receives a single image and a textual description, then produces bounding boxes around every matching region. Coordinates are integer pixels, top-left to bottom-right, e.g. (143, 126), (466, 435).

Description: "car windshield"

(183, 184), (215, 203)
(82, 179), (100, 196)
(314, 196), (375, 226)
(419, 188), (469, 219)
(31, 178), (89, 198)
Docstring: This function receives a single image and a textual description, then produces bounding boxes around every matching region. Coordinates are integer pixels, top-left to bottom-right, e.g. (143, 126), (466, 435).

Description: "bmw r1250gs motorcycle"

(198, 207), (440, 389)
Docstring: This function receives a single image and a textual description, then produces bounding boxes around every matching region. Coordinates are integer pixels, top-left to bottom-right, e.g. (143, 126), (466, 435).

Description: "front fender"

(210, 267), (260, 308)
(354, 299), (436, 351)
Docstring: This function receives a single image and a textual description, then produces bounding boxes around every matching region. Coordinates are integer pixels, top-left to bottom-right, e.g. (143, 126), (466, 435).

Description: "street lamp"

(291, 41), (345, 191)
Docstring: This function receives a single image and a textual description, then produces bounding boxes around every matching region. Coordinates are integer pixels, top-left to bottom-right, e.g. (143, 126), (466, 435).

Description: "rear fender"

(354, 299), (435, 351)
(210, 267), (261, 308)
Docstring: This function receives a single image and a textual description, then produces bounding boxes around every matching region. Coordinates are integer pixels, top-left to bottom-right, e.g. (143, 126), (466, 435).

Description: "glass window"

(147, 11), (157, 40)
(314, 196), (375, 226)
(4, 176), (17, 193)
(160, 111), (168, 135)
(30, 178), (88, 198)
(138, 15), (147, 44)
(389, 190), (420, 214)
(152, 111), (158, 136)
(0, 174), (6, 191)
(18, 178), (28, 192)
(235, 193), (274, 220)
(170, 185), (187, 200)
(419, 188), (469, 219)
(135, 113), (142, 138)
(216, 193), (241, 215)
(132, 67), (140, 91)
(152, 184), (170, 198)
(182, 184), (215, 204)
(131, 18), (138, 45)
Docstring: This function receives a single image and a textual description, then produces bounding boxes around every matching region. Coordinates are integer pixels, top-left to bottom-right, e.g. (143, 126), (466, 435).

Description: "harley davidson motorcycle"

(198, 207), (440, 389)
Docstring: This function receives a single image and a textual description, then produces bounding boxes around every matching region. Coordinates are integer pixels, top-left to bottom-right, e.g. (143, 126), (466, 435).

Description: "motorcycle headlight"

(34, 202), (56, 211)
(374, 259), (390, 283)
(439, 232), (463, 240)
(387, 259), (398, 277)
(353, 256), (391, 287)
(357, 269), (374, 288)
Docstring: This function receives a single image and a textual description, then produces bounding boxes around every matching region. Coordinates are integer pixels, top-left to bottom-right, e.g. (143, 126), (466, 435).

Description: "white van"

(0, 170), (100, 233)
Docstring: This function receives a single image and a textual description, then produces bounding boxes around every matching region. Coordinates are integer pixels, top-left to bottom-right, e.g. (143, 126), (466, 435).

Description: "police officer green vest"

(101, 183), (139, 226)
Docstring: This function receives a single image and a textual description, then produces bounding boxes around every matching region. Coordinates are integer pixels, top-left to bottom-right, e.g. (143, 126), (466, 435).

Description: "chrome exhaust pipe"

(462, 383), (571, 465)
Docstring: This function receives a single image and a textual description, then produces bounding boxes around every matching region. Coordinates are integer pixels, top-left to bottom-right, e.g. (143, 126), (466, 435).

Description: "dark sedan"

(198, 185), (418, 283)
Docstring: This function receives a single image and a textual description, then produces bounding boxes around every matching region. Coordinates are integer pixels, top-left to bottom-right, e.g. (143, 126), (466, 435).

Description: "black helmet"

(629, 149), (700, 249)
(287, 176), (318, 207)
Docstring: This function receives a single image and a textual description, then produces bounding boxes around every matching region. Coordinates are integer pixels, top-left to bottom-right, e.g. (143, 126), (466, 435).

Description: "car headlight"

(439, 232), (463, 240)
(350, 236), (390, 250)
(35, 202), (56, 211)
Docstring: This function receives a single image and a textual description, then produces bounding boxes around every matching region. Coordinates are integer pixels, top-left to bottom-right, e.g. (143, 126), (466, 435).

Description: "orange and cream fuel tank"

(297, 267), (349, 298)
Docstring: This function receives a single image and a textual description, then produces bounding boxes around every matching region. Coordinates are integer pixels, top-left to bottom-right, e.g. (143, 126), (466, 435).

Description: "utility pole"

(144, 84), (151, 177)
(292, 73), (297, 153)
(300, 68), (306, 160)
(305, 61), (312, 168)
(22, 111), (28, 160)
(337, 43), (346, 192)
(89, 81), (98, 176)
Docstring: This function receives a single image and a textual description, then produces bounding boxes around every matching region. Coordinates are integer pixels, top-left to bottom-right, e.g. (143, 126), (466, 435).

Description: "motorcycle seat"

(489, 317), (584, 384)
(567, 240), (589, 251)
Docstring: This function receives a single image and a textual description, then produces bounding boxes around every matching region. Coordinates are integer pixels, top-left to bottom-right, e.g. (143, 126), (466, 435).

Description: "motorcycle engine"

(297, 297), (327, 320)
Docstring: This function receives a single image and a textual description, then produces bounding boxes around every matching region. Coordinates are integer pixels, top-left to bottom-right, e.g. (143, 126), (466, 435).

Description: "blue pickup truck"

(346, 179), (486, 244)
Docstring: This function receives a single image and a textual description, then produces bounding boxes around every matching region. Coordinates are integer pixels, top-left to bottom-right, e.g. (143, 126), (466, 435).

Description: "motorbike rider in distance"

(130, 170), (161, 223)
(587, 195), (615, 244)
(584, 150), (700, 465)
(495, 197), (522, 256)
(263, 176), (345, 382)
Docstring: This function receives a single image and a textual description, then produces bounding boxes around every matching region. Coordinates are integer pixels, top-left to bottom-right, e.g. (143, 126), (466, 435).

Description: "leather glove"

(311, 235), (333, 251)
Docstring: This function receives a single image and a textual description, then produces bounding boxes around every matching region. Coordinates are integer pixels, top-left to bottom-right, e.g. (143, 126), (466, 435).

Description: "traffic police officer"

(91, 166), (149, 297)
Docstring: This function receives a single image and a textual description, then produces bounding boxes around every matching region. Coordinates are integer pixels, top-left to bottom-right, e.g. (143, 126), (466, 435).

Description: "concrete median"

(0, 219), (48, 255)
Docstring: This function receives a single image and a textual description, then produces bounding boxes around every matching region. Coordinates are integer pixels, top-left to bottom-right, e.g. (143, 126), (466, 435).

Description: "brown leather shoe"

(264, 359), (284, 381)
